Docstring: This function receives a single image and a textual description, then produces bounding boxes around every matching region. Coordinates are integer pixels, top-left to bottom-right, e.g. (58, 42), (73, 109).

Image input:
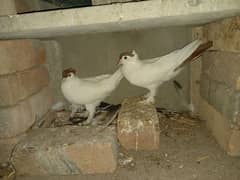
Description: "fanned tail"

(174, 41), (212, 71)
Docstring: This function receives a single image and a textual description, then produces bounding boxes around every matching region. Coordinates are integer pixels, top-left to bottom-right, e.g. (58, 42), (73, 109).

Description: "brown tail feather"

(174, 41), (213, 71)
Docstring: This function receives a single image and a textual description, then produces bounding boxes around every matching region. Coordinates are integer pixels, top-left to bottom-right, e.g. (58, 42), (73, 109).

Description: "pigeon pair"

(61, 40), (212, 124)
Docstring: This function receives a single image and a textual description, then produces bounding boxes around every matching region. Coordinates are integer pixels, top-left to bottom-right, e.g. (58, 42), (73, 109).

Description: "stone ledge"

(0, 0), (239, 38)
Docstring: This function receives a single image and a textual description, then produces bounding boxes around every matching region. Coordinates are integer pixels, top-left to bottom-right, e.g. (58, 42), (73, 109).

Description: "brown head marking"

(119, 50), (134, 60)
(62, 68), (76, 78)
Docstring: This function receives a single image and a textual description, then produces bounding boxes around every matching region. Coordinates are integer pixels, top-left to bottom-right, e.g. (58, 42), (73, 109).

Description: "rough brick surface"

(117, 97), (160, 150)
(202, 51), (240, 90)
(0, 66), (49, 107)
(0, 39), (45, 75)
(12, 126), (117, 175)
(199, 98), (240, 156)
(200, 74), (240, 129)
(0, 87), (53, 138)
(203, 16), (240, 53)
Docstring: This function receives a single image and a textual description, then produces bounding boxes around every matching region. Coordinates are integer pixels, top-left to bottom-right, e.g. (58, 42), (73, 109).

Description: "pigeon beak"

(118, 58), (123, 66)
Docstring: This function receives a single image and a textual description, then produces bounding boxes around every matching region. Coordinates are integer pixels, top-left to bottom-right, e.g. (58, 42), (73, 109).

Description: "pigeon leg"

(142, 87), (157, 104)
(83, 103), (97, 125)
(70, 104), (79, 118)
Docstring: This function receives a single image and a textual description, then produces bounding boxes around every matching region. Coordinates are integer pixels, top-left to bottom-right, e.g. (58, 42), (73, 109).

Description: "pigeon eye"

(124, 56), (127, 60)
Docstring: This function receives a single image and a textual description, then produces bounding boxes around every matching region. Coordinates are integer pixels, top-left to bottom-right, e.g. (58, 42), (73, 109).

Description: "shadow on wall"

(57, 26), (192, 111)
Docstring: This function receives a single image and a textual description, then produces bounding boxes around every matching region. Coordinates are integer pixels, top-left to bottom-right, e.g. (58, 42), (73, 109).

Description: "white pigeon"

(61, 68), (123, 125)
(119, 40), (212, 103)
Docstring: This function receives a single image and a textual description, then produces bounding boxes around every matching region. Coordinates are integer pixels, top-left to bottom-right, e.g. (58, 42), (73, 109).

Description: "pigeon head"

(62, 68), (76, 79)
(118, 50), (138, 65)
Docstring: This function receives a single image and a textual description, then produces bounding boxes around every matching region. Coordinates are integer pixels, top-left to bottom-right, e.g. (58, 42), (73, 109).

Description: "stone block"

(202, 51), (240, 90)
(199, 98), (240, 156)
(117, 97), (160, 150)
(203, 16), (240, 53)
(0, 87), (53, 138)
(12, 126), (117, 175)
(200, 74), (240, 128)
(0, 39), (45, 75)
(0, 66), (49, 107)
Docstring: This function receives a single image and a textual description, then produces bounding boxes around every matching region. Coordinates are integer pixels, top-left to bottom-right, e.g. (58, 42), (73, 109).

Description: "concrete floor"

(16, 116), (240, 180)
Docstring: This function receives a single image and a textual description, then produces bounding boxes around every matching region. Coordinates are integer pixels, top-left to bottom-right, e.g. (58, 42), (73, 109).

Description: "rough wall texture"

(199, 98), (240, 156)
(191, 16), (240, 156)
(43, 40), (64, 102)
(0, 66), (49, 107)
(0, 39), (46, 75)
(203, 16), (240, 53)
(0, 86), (53, 138)
(14, 0), (40, 13)
(57, 26), (191, 110)
(202, 52), (240, 90)
(0, 0), (16, 16)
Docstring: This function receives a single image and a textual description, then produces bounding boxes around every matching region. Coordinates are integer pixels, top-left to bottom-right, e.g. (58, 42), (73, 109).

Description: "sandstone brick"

(0, 39), (45, 75)
(117, 97), (160, 150)
(200, 74), (240, 128)
(199, 98), (240, 156)
(202, 51), (240, 90)
(0, 87), (53, 138)
(12, 126), (117, 175)
(0, 66), (49, 107)
(203, 16), (240, 53)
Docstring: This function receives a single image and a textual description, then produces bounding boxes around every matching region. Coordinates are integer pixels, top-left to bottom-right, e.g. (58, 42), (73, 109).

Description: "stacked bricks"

(0, 39), (54, 162)
(192, 16), (240, 156)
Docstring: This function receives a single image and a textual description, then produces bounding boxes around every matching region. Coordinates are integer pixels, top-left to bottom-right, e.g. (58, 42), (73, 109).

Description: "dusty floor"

(15, 112), (240, 180)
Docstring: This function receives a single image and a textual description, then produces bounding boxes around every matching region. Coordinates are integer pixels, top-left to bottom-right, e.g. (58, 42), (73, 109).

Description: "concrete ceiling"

(0, 0), (239, 39)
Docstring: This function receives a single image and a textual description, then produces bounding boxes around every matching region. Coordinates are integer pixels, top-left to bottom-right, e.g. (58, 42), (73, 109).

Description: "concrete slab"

(0, 0), (240, 39)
